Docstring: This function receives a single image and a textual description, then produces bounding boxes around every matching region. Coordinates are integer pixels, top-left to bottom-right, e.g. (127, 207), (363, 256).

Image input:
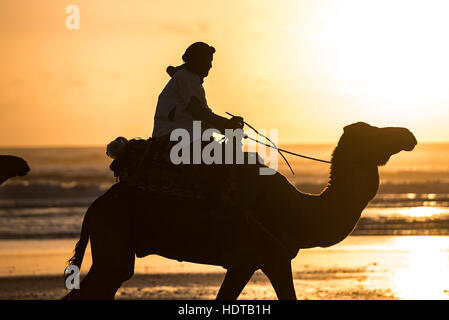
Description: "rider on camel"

(152, 42), (245, 157)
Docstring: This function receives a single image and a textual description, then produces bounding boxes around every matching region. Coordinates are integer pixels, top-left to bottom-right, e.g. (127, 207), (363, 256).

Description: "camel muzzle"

(401, 129), (418, 151)
(383, 127), (417, 152)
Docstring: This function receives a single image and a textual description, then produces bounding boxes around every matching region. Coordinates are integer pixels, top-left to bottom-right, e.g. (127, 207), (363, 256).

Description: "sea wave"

(0, 207), (85, 239)
(0, 202), (448, 239)
(3, 179), (449, 199)
(0, 181), (109, 200)
(354, 217), (449, 236)
(294, 181), (449, 194)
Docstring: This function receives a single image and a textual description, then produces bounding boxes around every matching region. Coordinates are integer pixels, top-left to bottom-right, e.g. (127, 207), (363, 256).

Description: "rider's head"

(182, 42), (215, 78)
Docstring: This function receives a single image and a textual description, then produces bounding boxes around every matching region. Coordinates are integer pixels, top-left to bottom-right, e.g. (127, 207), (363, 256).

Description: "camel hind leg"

(63, 189), (135, 300)
(216, 267), (256, 300)
(62, 236), (135, 300)
(63, 257), (134, 300)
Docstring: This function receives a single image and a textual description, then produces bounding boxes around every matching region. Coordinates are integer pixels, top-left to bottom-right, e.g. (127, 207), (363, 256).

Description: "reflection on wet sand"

(389, 236), (449, 299)
(1, 236), (448, 299)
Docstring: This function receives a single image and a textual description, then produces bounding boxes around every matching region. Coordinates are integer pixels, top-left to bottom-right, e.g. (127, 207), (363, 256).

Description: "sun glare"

(314, 0), (449, 120)
(390, 237), (449, 299)
(398, 206), (446, 218)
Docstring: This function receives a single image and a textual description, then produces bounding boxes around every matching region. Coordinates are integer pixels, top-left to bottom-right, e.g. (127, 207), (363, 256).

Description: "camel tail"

(67, 208), (90, 269)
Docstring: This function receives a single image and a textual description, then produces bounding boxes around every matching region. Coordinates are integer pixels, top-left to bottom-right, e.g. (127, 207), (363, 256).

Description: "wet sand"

(1, 236), (448, 300)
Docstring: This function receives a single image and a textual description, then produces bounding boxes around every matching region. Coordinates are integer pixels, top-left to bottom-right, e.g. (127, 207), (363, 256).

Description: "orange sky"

(1, 0), (449, 146)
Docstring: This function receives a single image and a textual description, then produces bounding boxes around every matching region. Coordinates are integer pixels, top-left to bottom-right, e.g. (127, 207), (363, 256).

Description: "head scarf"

(166, 42), (215, 78)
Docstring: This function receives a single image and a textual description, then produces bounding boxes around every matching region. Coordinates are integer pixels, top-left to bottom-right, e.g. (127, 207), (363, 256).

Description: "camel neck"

(288, 145), (380, 249)
(317, 150), (379, 246)
(324, 161), (379, 204)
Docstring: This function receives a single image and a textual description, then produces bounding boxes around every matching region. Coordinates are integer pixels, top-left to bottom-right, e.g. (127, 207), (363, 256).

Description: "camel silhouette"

(0, 155), (30, 185)
(63, 122), (417, 300)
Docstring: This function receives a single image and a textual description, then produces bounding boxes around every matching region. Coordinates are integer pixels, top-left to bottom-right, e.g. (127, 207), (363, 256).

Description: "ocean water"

(0, 143), (448, 239)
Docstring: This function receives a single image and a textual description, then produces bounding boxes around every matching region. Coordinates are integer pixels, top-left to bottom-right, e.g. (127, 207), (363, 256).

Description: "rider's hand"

(225, 116), (244, 130)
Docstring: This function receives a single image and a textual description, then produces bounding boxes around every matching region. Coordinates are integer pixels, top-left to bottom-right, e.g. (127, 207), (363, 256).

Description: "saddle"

(109, 137), (264, 205)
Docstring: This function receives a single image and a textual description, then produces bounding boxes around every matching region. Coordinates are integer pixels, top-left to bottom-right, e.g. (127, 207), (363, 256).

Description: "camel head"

(0, 155), (30, 184)
(337, 122), (417, 166)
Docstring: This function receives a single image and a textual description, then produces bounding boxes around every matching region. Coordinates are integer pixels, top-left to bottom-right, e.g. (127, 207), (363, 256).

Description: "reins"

(225, 112), (332, 175)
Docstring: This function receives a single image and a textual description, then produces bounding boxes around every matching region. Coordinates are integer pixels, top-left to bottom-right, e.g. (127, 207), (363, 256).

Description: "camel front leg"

(261, 260), (296, 300)
(216, 267), (256, 300)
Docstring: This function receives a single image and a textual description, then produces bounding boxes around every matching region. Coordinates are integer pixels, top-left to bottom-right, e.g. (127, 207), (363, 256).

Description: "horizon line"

(1, 140), (448, 149)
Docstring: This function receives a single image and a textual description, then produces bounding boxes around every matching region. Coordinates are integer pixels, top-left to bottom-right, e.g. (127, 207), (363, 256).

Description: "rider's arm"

(187, 96), (228, 133)
(175, 70), (244, 133)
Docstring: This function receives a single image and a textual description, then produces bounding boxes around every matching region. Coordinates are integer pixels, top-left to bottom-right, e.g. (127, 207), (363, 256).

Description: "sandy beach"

(1, 235), (448, 300)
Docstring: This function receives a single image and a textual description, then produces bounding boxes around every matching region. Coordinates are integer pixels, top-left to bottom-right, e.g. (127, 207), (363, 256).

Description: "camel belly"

(132, 194), (289, 268)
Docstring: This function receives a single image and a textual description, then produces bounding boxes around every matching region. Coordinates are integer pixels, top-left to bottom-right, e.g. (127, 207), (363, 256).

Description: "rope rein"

(225, 112), (331, 175)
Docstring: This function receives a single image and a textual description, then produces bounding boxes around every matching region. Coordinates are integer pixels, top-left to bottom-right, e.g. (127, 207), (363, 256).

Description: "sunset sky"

(1, 0), (449, 146)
